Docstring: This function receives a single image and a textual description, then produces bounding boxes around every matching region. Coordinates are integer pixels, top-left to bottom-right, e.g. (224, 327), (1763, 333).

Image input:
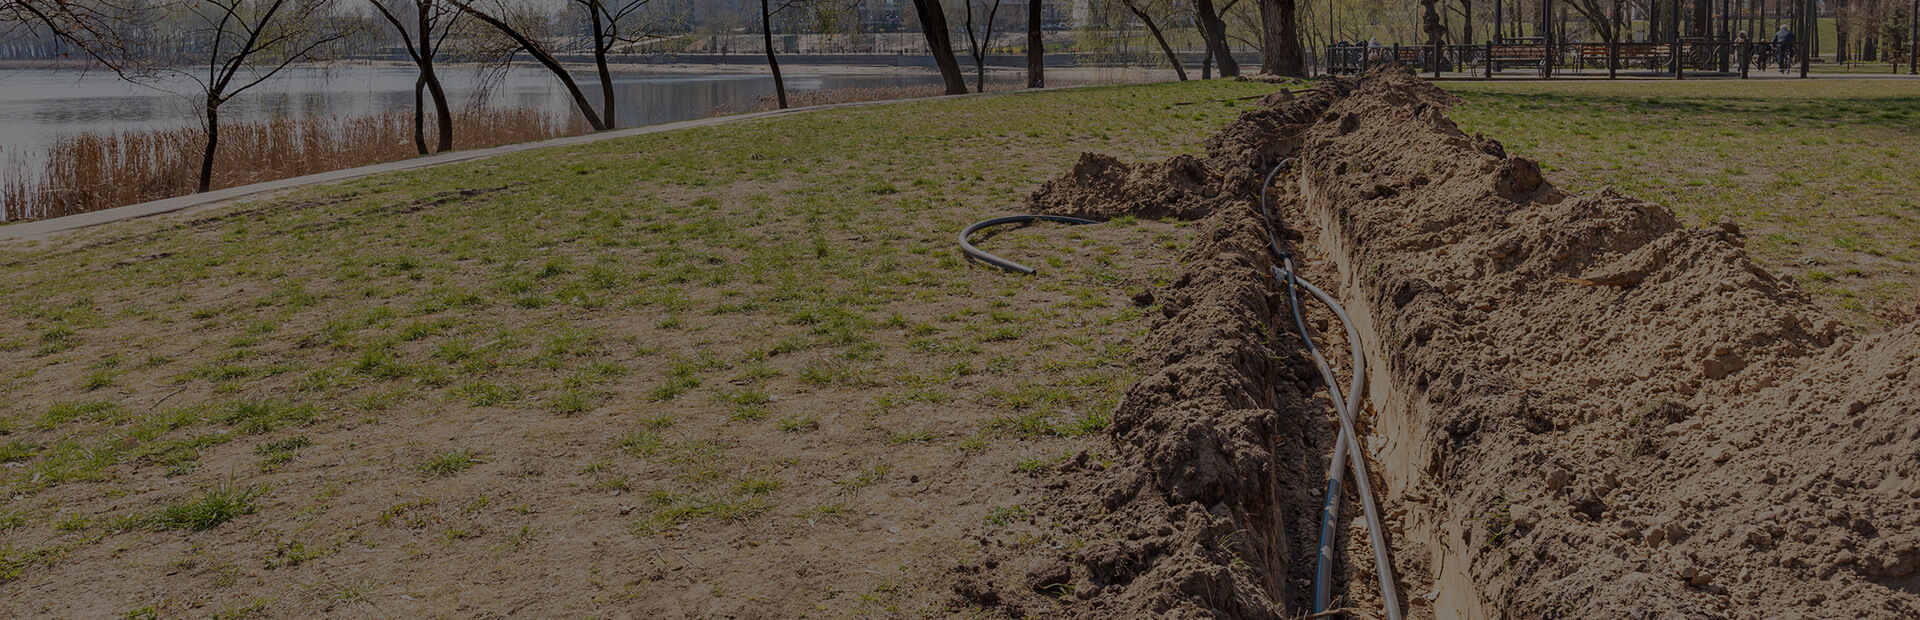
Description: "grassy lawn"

(1443, 78), (1920, 330)
(0, 79), (1276, 616)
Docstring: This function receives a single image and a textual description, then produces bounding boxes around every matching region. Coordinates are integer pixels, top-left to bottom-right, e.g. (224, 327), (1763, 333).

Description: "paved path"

(0, 93), (966, 243)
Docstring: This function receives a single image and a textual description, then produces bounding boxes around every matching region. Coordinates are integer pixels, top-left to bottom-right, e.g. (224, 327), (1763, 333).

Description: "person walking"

(1773, 25), (1796, 73)
(1736, 31), (1751, 71)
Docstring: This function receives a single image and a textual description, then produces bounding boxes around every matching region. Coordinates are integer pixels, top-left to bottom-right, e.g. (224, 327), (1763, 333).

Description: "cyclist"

(1773, 25), (1795, 72)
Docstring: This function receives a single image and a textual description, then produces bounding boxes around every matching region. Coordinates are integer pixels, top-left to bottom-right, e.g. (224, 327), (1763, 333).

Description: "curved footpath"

(0, 90), (988, 243)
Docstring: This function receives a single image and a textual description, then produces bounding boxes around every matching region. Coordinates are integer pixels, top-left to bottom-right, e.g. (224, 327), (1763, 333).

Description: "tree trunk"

(1027, 0), (1044, 87)
(1462, 0), (1476, 45)
(1836, 0), (1849, 62)
(1203, 46), (1214, 78)
(593, 8), (617, 128)
(423, 65), (453, 152)
(450, 0), (606, 130)
(1196, 0), (1240, 76)
(199, 102), (219, 193)
(1127, 1), (1189, 80)
(1694, 0), (1711, 35)
(763, 0), (787, 108)
(912, 0), (969, 94)
(1261, 0), (1306, 75)
(417, 5), (452, 153)
(413, 76), (428, 155)
(1652, 0), (1663, 40)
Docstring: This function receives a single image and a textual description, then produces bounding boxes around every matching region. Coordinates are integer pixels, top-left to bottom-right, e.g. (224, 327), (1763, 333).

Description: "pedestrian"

(1773, 25), (1795, 72)
(1736, 30), (1750, 70)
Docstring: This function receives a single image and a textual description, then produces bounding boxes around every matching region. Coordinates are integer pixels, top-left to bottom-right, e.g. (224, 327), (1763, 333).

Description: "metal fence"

(1326, 40), (1809, 79)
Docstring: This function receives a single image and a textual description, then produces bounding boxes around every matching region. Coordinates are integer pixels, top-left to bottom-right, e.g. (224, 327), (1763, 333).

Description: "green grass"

(413, 448), (485, 476)
(144, 484), (264, 531)
(0, 78), (1256, 596)
(1443, 79), (1920, 329)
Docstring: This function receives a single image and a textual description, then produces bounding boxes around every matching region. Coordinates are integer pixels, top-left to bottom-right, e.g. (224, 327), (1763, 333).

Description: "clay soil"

(947, 66), (1920, 619)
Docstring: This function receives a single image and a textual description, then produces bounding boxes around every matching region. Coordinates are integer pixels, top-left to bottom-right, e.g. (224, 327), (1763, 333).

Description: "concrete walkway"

(0, 93), (966, 243)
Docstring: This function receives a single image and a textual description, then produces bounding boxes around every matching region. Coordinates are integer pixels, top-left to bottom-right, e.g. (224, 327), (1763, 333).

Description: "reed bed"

(1, 108), (589, 222)
(747, 71), (1175, 112)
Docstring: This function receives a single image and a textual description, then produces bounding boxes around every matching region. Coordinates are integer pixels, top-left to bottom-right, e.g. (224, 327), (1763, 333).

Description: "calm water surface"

(0, 64), (945, 167)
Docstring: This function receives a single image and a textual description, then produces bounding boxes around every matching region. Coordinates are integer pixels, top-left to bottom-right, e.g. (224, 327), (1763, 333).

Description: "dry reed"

(1, 107), (589, 222)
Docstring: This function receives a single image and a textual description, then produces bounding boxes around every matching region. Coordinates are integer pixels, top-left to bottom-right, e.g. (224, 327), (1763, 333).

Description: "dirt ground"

(0, 80), (1287, 618)
(945, 66), (1920, 619)
(8, 65), (1918, 619)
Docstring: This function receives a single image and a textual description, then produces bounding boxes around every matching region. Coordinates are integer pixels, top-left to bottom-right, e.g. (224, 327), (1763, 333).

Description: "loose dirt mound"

(956, 64), (1920, 619)
(952, 80), (1351, 617)
(1286, 64), (1920, 618)
(1022, 152), (1226, 221)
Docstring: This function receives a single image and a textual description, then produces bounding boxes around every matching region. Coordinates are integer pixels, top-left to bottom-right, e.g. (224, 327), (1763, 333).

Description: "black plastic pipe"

(1260, 158), (1402, 620)
(957, 215), (1099, 275)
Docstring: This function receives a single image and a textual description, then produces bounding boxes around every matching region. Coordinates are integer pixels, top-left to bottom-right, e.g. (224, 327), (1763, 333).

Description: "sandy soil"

(943, 66), (1920, 619)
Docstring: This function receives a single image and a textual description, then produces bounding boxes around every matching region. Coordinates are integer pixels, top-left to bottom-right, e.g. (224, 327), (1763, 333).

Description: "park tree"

(168, 0), (350, 193)
(448, 0), (680, 130)
(1, 0), (149, 73)
(448, 0), (606, 129)
(1194, 0), (1239, 76)
(1118, 0), (1189, 80)
(1025, 0), (1042, 87)
(1259, 0), (1304, 75)
(1563, 0), (1624, 43)
(760, 0), (788, 107)
(961, 0), (1004, 92)
(758, 0), (858, 109)
(574, 0), (684, 128)
(909, 0), (968, 94)
(369, 0), (460, 154)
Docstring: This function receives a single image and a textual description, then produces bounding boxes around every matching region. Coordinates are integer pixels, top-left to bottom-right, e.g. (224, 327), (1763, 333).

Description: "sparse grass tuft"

(414, 448), (485, 476)
(144, 483), (264, 531)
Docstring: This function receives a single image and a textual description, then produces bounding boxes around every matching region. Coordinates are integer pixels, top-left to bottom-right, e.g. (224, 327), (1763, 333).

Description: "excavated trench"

(951, 65), (1920, 619)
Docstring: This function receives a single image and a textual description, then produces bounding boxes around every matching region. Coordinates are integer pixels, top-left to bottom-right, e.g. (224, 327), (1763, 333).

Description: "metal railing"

(1326, 40), (1808, 78)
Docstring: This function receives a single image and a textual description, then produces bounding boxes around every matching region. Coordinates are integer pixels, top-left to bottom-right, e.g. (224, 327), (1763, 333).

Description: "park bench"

(1576, 42), (1668, 60)
(1488, 44), (1547, 64)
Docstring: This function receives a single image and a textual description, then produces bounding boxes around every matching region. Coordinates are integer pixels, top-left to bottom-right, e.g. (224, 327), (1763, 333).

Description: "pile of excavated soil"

(950, 65), (1920, 619)
(952, 81), (1354, 618)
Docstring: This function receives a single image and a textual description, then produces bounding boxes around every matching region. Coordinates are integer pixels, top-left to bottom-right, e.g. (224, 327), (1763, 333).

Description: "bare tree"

(910, 0), (968, 94)
(369, 0), (458, 154)
(1120, 0), (1188, 80)
(962, 0), (1003, 93)
(1563, 0), (1623, 42)
(448, 0), (607, 130)
(167, 0), (350, 193)
(760, 0), (789, 107)
(1195, 0), (1239, 76)
(575, 0), (682, 128)
(1, 0), (149, 75)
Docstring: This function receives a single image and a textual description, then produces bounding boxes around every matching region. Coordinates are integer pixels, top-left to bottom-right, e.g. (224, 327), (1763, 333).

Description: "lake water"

(0, 64), (948, 168)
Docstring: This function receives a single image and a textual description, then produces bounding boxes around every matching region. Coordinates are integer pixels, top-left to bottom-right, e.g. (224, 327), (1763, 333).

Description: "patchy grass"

(0, 78), (1268, 615)
(1444, 79), (1920, 329)
(413, 448), (485, 476)
(143, 484), (264, 531)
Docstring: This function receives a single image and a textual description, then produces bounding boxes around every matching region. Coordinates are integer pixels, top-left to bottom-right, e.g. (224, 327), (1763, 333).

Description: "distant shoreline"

(0, 58), (1178, 83)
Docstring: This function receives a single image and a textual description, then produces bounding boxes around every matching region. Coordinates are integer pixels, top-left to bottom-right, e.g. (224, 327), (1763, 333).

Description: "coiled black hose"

(957, 215), (1100, 275)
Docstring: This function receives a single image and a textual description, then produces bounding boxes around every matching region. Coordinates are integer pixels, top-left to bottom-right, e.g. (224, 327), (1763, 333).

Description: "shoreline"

(0, 58), (1180, 82)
